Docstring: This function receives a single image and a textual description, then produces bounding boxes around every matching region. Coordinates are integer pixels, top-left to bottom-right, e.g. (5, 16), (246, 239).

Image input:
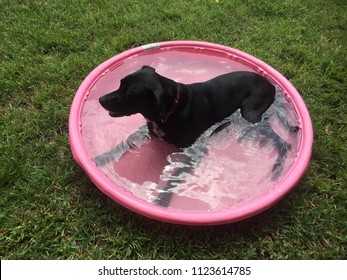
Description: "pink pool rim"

(69, 41), (313, 225)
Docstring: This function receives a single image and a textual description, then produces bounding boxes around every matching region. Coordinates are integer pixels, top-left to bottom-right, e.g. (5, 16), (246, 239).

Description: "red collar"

(161, 84), (181, 123)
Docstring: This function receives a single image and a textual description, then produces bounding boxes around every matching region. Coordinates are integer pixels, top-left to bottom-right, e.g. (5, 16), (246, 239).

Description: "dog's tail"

(153, 157), (193, 207)
(154, 178), (181, 207)
(154, 146), (208, 207)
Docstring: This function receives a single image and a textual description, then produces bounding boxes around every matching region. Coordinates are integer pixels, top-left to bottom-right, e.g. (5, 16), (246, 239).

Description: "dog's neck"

(160, 83), (181, 123)
(145, 83), (181, 140)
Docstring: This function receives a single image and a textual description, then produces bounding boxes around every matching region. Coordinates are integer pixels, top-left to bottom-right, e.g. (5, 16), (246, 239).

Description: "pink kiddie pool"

(69, 41), (313, 225)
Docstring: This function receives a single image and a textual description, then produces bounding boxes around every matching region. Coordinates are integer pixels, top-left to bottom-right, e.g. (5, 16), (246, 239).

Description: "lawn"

(0, 0), (346, 259)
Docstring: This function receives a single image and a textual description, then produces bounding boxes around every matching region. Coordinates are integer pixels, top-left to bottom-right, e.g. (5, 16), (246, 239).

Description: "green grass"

(1, 0), (346, 259)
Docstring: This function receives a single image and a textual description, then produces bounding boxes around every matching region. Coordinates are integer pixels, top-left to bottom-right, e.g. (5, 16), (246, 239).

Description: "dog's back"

(191, 71), (275, 123)
(161, 71), (276, 147)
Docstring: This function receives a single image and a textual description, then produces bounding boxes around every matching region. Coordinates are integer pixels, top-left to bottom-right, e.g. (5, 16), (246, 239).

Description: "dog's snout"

(99, 95), (108, 107)
(99, 93), (117, 109)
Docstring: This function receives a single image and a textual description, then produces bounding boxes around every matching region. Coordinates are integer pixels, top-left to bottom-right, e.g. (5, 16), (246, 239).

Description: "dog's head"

(99, 66), (167, 121)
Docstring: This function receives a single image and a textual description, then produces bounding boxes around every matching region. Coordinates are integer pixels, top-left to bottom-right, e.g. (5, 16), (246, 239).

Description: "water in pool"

(90, 88), (301, 211)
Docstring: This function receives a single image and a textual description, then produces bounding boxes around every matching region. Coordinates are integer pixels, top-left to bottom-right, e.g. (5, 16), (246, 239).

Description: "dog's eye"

(125, 87), (137, 97)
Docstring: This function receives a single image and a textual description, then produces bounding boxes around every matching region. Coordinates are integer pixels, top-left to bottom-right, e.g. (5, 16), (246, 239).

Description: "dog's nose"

(99, 95), (109, 108)
(99, 96), (104, 104)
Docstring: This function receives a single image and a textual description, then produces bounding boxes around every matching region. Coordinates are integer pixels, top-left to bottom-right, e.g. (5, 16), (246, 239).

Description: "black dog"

(98, 66), (294, 206)
(100, 66), (275, 147)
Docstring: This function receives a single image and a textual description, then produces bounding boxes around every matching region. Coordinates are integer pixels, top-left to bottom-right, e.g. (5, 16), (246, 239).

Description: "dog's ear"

(146, 82), (166, 119)
(141, 65), (156, 72)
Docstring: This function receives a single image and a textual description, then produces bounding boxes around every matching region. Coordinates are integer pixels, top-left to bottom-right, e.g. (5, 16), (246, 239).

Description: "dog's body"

(99, 66), (275, 148)
(99, 66), (296, 206)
